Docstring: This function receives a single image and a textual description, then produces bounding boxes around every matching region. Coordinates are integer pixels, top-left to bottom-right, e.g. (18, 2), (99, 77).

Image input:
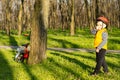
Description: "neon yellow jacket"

(94, 28), (107, 50)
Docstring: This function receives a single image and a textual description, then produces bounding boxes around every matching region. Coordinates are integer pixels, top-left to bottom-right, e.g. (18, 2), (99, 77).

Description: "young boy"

(91, 16), (109, 75)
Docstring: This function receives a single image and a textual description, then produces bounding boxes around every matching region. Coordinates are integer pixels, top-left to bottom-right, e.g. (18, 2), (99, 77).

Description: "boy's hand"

(96, 48), (99, 53)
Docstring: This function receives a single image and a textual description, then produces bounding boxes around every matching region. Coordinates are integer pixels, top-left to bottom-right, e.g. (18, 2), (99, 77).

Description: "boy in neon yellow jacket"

(91, 16), (109, 75)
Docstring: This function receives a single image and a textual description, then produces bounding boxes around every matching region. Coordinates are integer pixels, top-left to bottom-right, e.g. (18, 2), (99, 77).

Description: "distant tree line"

(48, 0), (120, 30)
(0, 0), (119, 36)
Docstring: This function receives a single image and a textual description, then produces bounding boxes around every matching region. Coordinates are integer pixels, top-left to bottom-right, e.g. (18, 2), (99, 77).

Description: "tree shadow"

(49, 37), (80, 48)
(9, 36), (18, 46)
(109, 31), (120, 37)
(77, 53), (120, 71)
(8, 35), (38, 79)
(49, 50), (120, 72)
(105, 54), (120, 69)
(50, 52), (92, 71)
(6, 49), (39, 80)
(22, 64), (39, 80)
(106, 53), (120, 59)
(109, 38), (120, 44)
(0, 51), (14, 80)
(41, 57), (85, 80)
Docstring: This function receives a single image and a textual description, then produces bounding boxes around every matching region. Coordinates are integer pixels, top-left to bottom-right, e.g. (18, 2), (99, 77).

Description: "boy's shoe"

(104, 71), (110, 75)
(90, 72), (97, 76)
(104, 71), (109, 73)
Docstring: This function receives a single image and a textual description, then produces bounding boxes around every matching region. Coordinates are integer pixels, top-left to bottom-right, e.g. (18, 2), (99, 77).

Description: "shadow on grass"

(0, 51), (14, 80)
(49, 37), (80, 48)
(9, 36), (18, 46)
(109, 38), (120, 44)
(11, 51), (39, 80)
(22, 64), (39, 80)
(8, 35), (38, 79)
(41, 57), (85, 79)
(49, 50), (120, 72)
(106, 53), (120, 59)
(78, 53), (120, 71)
(108, 30), (120, 37)
(50, 52), (92, 70)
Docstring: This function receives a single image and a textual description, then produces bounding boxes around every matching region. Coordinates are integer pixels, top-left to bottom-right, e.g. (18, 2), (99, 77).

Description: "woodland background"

(0, 0), (119, 36)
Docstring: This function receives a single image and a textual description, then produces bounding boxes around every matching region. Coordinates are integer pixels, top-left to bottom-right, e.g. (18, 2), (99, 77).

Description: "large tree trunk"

(28, 0), (49, 65)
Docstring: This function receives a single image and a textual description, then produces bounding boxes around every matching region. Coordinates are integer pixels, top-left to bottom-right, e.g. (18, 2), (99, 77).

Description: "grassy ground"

(0, 28), (120, 50)
(47, 28), (120, 50)
(0, 34), (29, 46)
(0, 49), (119, 80)
(0, 28), (120, 80)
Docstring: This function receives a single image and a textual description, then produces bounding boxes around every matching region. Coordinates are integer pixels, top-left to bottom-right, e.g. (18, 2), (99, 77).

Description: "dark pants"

(94, 48), (108, 74)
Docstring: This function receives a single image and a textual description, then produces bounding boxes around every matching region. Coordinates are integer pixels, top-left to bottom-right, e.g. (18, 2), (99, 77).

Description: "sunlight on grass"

(0, 28), (120, 79)
(48, 28), (120, 50)
(0, 34), (29, 46)
(0, 28), (120, 50)
(0, 49), (119, 80)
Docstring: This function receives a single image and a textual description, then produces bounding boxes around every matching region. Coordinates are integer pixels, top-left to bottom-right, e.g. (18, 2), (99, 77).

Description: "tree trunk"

(95, 0), (99, 18)
(70, 0), (75, 36)
(18, 4), (23, 35)
(118, 0), (120, 28)
(28, 0), (49, 65)
(84, 0), (92, 29)
(6, 10), (11, 36)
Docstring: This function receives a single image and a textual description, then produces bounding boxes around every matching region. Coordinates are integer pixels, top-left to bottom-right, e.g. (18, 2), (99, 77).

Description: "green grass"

(0, 28), (120, 50)
(0, 49), (120, 80)
(47, 28), (120, 50)
(0, 29), (119, 80)
(0, 34), (29, 46)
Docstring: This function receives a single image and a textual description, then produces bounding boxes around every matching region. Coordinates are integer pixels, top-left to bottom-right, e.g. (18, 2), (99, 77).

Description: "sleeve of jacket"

(91, 29), (97, 35)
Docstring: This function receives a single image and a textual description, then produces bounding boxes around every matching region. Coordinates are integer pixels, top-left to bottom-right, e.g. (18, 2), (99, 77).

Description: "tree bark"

(28, 0), (49, 65)
(70, 0), (75, 36)
(118, 0), (120, 28)
(2, 0), (11, 36)
(18, 3), (23, 36)
(84, 0), (92, 29)
(6, 10), (11, 36)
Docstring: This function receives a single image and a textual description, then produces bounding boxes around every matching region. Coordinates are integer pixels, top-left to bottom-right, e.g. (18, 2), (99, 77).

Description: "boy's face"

(96, 21), (103, 30)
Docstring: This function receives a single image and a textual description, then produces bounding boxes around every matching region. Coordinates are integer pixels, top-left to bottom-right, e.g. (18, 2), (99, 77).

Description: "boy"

(91, 16), (109, 75)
